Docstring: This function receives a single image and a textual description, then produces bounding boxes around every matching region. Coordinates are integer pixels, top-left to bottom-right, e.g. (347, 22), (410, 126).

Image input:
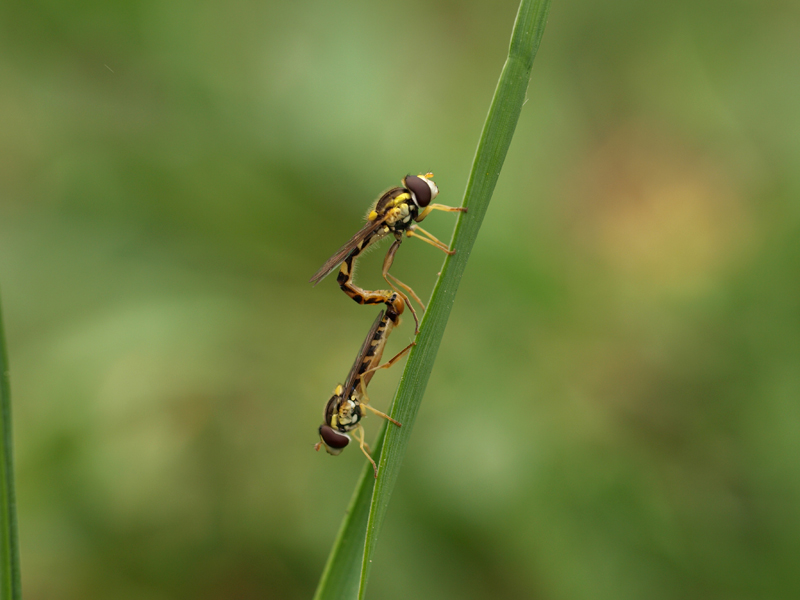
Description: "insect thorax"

(327, 396), (362, 432)
(384, 202), (418, 234)
(374, 188), (419, 231)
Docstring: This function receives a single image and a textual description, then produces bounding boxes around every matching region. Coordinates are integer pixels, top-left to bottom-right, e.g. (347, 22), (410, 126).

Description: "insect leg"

(362, 341), (415, 379)
(381, 240), (424, 328)
(362, 403), (402, 427)
(354, 373), (403, 426)
(353, 425), (379, 478)
(416, 203), (467, 221)
(406, 225), (455, 255)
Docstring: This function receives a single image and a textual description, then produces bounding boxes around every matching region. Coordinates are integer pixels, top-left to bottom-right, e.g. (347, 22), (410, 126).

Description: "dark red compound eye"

(319, 425), (350, 449)
(404, 175), (432, 207)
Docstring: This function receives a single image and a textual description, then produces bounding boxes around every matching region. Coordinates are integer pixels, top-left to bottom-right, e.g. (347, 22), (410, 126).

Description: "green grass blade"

(358, 0), (552, 596)
(0, 293), (22, 600)
(313, 0), (551, 598)
(312, 423), (387, 600)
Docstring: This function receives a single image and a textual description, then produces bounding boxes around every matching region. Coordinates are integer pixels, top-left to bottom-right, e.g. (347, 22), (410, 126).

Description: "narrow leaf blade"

(359, 0), (552, 597)
(0, 292), (22, 599)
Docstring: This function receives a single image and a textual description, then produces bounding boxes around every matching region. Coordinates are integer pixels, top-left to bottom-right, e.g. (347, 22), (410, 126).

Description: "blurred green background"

(2, 0), (800, 598)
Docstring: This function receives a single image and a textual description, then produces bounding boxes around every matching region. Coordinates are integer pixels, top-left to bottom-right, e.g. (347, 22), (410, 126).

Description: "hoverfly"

(309, 173), (466, 333)
(315, 292), (413, 477)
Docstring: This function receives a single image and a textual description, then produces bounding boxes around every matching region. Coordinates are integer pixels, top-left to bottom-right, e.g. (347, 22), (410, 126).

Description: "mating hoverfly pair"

(311, 173), (466, 476)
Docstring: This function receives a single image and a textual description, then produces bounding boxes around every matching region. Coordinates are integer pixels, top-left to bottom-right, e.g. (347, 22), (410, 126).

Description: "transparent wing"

(342, 309), (386, 395)
(309, 218), (387, 285)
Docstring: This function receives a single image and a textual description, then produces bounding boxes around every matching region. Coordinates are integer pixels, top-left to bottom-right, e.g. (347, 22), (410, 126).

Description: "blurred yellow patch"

(565, 124), (757, 297)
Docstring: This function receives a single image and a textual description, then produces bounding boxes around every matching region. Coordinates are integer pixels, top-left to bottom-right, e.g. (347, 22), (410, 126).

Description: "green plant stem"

(0, 293), (21, 599)
(314, 0), (551, 597)
(359, 1), (551, 596)
(312, 423), (387, 600)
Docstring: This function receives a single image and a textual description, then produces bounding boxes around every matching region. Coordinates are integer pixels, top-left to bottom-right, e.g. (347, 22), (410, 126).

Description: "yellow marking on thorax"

(384, 207), (403, 226)
(388, 193), (411, 208)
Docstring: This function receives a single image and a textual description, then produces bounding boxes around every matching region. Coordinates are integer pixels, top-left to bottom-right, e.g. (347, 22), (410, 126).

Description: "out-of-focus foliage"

(1, 0), (799, 598)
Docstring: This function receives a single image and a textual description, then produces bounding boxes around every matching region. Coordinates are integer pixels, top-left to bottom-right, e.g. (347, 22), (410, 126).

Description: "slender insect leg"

(409, 225), (452, 251)
(362, 341), (415, 378)
(381, 240), (424, 328)
(416, 203), (468, 221)
(354, 377), (402, 427)
(353, 425), (379, 478)
(406, 226), (455, 255)
(363, 404), (402, 427)
(353, 424), (371, 454)
(383, 240), (425, 307)
(385, 271), (424, 312)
